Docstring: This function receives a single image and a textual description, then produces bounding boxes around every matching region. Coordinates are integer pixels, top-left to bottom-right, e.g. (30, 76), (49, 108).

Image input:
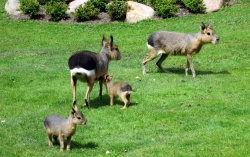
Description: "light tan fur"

(43, 105), (87, 151)
(142, 21), (219, 77)
(102, 75), (132, 109)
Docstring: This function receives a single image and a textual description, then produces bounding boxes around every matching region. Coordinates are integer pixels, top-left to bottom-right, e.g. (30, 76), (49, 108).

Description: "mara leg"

(85, 80), (94, 109)
(185, 59), (190, 76)
(47, 133), (53, 148)
(99, 80), (103, 100)
(71, 76), (77, 106)
(120, 93), (129, 109)
(59, 135), (64, 152)
(66, 137), (72, 151)
(187, 54), (196, 78)
(109, 95), (114, 106)
(156, 54), (170, 73)
(142, 48), (159, 75)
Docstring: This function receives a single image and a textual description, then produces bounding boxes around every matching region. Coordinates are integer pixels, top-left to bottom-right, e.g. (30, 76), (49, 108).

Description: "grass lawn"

(0, 0), (250, 156)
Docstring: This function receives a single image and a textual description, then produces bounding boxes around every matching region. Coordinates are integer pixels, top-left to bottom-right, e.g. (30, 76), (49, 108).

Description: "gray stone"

(203, 0), (223, 12)
(125, 1), (155, 23)
(67, 0), (88, 14)
(5, 0), (21, 15)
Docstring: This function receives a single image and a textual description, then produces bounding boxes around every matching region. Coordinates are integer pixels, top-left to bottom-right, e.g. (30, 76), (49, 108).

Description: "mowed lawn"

(0, 1), (250, 156)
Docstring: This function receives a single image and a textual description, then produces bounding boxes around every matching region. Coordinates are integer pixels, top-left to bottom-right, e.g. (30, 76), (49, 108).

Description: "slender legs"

(186, 54), (196, 78)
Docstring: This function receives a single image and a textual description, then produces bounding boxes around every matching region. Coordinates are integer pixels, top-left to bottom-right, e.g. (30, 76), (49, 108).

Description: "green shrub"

(181, 0), (205, 13)
(134, 0), (154, 6)
(89, 0), (110, 12)
(153, 0), (178, 18)
(19, 0), (40, 17)
(106, 1), (130, 20)
(74, 2), (100, 21)
(45, 1), (68, 21)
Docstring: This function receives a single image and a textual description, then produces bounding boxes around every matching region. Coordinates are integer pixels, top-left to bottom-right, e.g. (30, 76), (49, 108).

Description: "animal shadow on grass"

(70, 141), (99, 150)
(83, 94), (135, 109)
(155, 67), (230, 75)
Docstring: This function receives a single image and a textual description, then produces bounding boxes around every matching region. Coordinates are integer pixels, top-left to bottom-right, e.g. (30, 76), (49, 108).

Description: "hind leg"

(84, 79), (94, 109)
(142, 48), (159, 75)
(120, 93), (129, 109)
(156, 54), (170, 73)
(71, 76), (77, 106)
(46, 133), (53, 148)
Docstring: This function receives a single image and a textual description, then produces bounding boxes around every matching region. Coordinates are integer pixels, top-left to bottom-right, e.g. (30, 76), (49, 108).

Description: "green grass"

(1, 1), (250, 156)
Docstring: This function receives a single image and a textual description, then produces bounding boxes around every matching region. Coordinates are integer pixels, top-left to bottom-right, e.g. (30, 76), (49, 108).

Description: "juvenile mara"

(142, 21), (219, 77)
(43, 105), (87, 151)
(102, 74), (132, 109)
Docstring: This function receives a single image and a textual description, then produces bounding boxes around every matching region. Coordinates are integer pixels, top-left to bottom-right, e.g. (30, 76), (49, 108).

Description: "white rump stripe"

(70, 68), (95, 77)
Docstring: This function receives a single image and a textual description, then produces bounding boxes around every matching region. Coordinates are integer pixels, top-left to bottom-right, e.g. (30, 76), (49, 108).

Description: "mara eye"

(77, 117), (81, 120)
(207, 32), (211, 35)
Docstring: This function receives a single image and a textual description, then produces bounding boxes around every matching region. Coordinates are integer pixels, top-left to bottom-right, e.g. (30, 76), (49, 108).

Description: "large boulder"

(203, 0), (223, 13)
(5, 0), (21, 15)
(125, 1), (155, 23)
(67, 0), (88, 14)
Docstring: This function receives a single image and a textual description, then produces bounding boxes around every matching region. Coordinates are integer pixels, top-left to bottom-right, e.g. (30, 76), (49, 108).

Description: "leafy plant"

(153, 0), (178, 18)
(89, 0), (110, 12)
(74, 1), (100, 21)
(106, 1), (130, 20)
(181, 0), (205, 13)
(45, 1), (68, 21)
(19, 0), (40, 17)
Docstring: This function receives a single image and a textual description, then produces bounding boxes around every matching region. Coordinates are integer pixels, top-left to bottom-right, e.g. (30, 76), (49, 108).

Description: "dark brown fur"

(68, 36), (121, 109)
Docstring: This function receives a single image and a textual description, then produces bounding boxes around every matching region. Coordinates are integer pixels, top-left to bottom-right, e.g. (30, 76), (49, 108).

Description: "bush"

(135, 0), (155, 6)
(106, 1), (130, 20)
(153, 0), (178, 18)
(74, 2), (100, 21)
(45, 2), (68, 21)
(19, 0), (40, 17)
(89, 0), (110, 12)
(181, 0), (205, 13)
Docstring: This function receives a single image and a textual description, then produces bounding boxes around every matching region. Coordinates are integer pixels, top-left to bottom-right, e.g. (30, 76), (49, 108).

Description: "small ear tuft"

(71, 107), (76, 115)
(102, 35), (108, 46)
(201, 22), (206, 30)
(208, 21), (213, 28)
(73, 104), (78, 111)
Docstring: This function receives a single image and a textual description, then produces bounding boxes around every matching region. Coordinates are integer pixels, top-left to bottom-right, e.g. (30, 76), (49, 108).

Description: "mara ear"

(207, 21), (213, 28)
(102, 35), (108, 47)
(71, 107), (76, 116)
(73, 104), (78, 111)
(201, 22), (206, 32)
(110, 35), (113, 48)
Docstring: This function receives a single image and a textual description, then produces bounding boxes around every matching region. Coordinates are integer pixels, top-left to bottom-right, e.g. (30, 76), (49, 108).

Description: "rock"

(125, 1), (155, 23)
(67, 0), (88, 14)
(203, 0), (223, 13)
(5, 0), (21, 15)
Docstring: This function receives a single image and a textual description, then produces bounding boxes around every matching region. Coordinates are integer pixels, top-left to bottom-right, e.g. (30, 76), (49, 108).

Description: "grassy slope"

(0, 1), (250, 156)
